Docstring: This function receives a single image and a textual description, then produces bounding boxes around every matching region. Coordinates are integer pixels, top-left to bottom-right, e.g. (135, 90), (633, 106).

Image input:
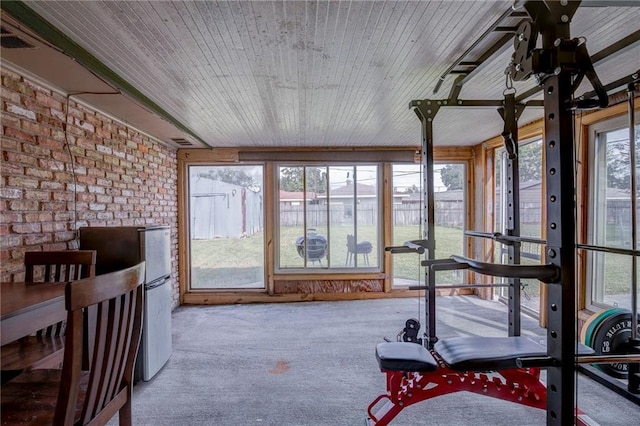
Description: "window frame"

(390, 161), (470, 288)
(585, 114), (636, 311)
(186, 163), (267, 291)
(493, 136), (545, 317)
(274, 162), (383, 274)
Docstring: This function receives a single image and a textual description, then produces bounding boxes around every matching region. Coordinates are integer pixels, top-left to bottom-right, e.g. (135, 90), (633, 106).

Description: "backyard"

(190, 223), (634, 309)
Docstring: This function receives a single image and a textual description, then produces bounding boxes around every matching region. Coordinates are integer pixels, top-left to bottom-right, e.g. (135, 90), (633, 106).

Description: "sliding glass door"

(188, 165), (265, 289)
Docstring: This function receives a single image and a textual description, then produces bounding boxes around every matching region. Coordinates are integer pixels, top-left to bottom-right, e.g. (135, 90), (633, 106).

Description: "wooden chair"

(1, 262), (145, 426)
(1, 250), (97, 376)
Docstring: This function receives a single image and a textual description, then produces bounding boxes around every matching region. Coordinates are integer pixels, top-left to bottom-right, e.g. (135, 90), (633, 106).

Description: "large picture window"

(494, 139), (545, 315)
(391, 163), (467, 287)
(587, 115), (639, 310)
(277, 164), (379, 270)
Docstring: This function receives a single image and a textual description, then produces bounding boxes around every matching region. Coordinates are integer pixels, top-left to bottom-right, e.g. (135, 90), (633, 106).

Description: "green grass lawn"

(392, 226), (465, 285)
(190, 225), (634, 297)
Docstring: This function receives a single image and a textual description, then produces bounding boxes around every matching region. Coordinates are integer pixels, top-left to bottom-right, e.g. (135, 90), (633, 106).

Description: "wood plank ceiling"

(2, 1), (639, 149)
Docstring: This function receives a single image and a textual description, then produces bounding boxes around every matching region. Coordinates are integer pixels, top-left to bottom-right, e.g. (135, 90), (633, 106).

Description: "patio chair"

(1, 262), (145, 426)
(346, 234), (373, 266)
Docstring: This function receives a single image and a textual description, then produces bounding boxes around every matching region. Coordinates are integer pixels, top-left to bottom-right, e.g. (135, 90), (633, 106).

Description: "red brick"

(23, 143), (51, 157)
(24, 233), (52, 245)
(1, 112), (21, 130)
(0, 188), (22, 199)
(42, 222), (67, 233)
(35, 91), (62, 110)
(89, 203), (106, 211)
(77, 193), (95, 203)
(38, 158), (65, 172)
(12, 223), (41, 233)
(49, 127), (66, 141)
(1, 86), (22, 103)
(51, 190), (73, 201)
(38, 115), (65, 130)
(96, 194), (112, 204)
(1, 234), (23, 248)
(38, 136), (65, 151)
(96, 211), (113, 220)
(8, 200), (39, 211)
(76, 175), (96, 186)
(74, 118), (95, 133)
(41, 201), (66, 212)
(21, 120), (48, 136)
(3, 77), (35, 97)
(74, 156), (95, 169)
(66, 106), (84, 120)
(3, 127), (36, 143)
(24, 189), (50, 201)
(53, 171), (74, 183)
(24, 212), (53, 222)
(85, 150), (103, 162)
(54, 231), (76, 242)
(53, 212), (73, 222)
(43, 242), (69, 251)
(39, 181), (65, 194)
(22, 98), (49, 117)
(6, 175), (39, 189)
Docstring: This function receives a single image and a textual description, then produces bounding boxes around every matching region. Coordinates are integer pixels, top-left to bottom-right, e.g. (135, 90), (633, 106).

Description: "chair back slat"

(25, 250), (97, 282)
(54, 262), (145, 426)
(24, 250), (97, 339)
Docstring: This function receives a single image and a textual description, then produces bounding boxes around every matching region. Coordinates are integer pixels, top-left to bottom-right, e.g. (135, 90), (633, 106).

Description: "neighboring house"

(279, 190), (319, 206)
(394, 189), (465, 228)
(279, 182), (379, 226)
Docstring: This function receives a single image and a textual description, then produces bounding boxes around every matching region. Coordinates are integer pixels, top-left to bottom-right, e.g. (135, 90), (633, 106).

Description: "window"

(587, 115), (639, 310)
(494, 139), (544, 315)
(391, 163), (467, 287)
(277, 164), (379, 270)
(188, 165), (265, 289)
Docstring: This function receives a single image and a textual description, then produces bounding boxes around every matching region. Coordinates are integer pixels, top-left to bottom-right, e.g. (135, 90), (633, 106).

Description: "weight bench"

(367, 337), (598, 426)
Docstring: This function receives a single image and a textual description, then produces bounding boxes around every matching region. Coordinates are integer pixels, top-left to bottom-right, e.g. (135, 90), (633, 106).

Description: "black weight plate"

(591, 310), (637, 379)
(584, 308), (624, 348)
(402, 318), (421, 343)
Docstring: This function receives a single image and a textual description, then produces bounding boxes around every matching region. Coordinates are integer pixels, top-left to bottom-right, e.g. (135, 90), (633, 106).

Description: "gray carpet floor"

(118, 296), (640, 425)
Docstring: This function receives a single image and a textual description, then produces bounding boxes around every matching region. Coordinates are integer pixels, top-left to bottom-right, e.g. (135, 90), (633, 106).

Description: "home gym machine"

(368, 1), (640, 425)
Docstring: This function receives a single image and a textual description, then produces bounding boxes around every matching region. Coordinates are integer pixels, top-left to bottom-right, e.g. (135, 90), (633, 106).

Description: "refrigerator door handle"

(145, 275), (170, 290)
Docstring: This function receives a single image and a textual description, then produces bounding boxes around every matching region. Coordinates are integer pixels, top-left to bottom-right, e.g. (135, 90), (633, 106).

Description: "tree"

(518, 140), (542, 183)
(199, 167), (257, 190)
(440, 164), (463, 191)
(494, 140), (542, 185)
(280, 167), (327, 193)
(606, 131), (640, 190)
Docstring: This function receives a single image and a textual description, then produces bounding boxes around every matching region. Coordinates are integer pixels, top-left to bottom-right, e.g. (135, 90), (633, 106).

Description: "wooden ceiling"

(2, 1), (639, 149)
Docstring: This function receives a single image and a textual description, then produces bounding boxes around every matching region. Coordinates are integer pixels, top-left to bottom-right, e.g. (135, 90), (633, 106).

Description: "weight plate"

(590, 310), (639, 379)
(581, 311), (603, 344)
(584, 308), (625, 348)
(402, 318), (421, 343)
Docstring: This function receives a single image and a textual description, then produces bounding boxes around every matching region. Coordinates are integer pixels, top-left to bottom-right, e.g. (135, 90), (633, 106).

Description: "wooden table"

(0, 282), (66, 346)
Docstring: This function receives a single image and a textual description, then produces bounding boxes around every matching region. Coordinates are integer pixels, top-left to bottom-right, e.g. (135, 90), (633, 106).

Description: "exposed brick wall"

(1, 67), (180, 308)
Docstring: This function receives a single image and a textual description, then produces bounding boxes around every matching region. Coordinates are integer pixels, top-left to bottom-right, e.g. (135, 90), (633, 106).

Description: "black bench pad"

(434, 336), (595, 371)
(376, 342), (438, 372)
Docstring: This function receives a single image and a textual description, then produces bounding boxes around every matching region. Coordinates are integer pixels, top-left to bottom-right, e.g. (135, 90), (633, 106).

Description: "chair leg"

(119, 403), (133, 426)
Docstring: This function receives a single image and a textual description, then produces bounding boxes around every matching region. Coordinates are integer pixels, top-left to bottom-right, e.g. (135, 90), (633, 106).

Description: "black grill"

(295, 232), (327, 263)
